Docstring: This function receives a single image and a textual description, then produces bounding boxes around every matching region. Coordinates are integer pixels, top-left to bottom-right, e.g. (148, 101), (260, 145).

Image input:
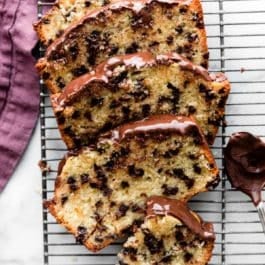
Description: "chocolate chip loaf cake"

(51, 52), (230, 148)
(34, 0), (111, 46)
(45, 115), (219, 252)
(118, 196), (215, 265)
(36, 0), (209, 94)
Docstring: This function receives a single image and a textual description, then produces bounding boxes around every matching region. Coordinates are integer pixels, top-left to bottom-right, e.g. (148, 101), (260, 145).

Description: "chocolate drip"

(52, 52), (226, 111)
(108, 115), (202, 142)
(147, 196), (215, 239)
(224, 132), (265, 206)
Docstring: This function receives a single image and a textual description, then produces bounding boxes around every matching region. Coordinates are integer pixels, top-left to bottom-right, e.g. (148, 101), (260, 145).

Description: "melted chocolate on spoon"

(224, 132), (265, 206)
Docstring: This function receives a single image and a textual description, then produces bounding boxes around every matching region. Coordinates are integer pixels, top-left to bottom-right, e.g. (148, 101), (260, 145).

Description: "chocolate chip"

(42, 18), (50, 24)
(160, 255), (172, 263)
(69, 184), (78, 191)
(175, 230), (184, 241)
(101, 121), (113, 132)
(125, 42), (139, 54)
(120, 181), (129, 189)
(117, 204), (129, 218)
(72, 65), (88, 77)
(193, 164), (201, 174)
(86, 30), (101, 44)
(179, 6), (188, 13)
(90, 97), (104, 107)
(57, 116), (65, 125)
(199, 83), (207, 93)
(95, 200), (103, 208)
(131, 11), (153, 30)
(163, 148), (180, 158)
(206, 177), (220, 189)
(42, 72), (50, 80)
(69, 44), (79, 60)
(76, 226), (87, 243)
(142, 104), (151, 116)
(85, 1), (91, 7)
(173, 168), (185, 177)
(218, 96), (227, 108)
(188, 105), (196, 114)
(109, 100), (120, 109)
(184, 252), (193, 262)
(166, 35), (174, 45)
(122, 106), (130, 117)
(123, 247), (137, 256)
(128, 165), (144, 177)
(175, 25), (183, 34)
(144, 231), (163, 254)
(61, 196), (68, 205)
(203, 52), (210, 60)
(110, 71), (128, 84)
(104, 159), (115, 169)
(120, 147), (130, 157)
(176, 46), (183, 54)
(186, 32), (198, 42)
(72, 110), (80, 119)
(63, 126), (75, 137)
(87, 51), (97, 66)
(67, 176), (76, 184)
(188, 127), (202, 145)
(56, 76), (65, 89)
(131, 204), (142, 212)
(149, 41), (159, 47)
(188, 154), (197, 160)
(103, 186), (112, 196)
(108, 202), (115, 209)
(80, 173), (89, 184)
(109, 46), (119, 56)
(162, 184), (178, 195)
(84, 111), (92, 120)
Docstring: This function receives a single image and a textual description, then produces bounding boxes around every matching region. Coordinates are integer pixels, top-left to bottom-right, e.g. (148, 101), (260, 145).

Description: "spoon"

(224, 132), (265, 233)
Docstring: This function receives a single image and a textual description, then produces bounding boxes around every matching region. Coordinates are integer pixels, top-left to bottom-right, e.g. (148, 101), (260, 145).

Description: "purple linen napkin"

(0, 0), (40, 191)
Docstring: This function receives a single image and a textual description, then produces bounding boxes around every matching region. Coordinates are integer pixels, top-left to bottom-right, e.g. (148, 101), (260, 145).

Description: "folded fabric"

(0, 0), (39, 191)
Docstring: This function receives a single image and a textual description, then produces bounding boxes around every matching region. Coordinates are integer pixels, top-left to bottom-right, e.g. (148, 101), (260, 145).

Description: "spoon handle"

(257, 202), (265, 234)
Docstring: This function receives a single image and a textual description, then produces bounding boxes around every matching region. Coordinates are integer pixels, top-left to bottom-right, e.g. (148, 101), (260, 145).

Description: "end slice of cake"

(118, 196), (215, 265)
(45, 115), (219, 252)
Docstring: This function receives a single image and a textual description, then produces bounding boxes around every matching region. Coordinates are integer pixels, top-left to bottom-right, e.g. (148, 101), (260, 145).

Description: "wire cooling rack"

(38, 0), (265, 264)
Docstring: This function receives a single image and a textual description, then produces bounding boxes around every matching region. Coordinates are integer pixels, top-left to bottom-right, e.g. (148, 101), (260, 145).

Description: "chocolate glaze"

(46, 0), (192, 58)
(224, 132), (265, 206)
(107, 114), (203, 142)
(52, 52), (227, 111)
(147, 196), (215, 240)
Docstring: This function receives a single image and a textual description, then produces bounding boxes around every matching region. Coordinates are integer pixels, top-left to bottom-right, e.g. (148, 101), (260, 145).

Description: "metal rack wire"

(38, 0), (265, 264)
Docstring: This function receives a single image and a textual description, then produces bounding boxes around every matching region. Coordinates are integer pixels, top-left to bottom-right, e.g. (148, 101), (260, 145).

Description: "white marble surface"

(0, 122), (43, 265)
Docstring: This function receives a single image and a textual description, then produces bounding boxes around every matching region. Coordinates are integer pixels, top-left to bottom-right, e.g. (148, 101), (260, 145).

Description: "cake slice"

(36, 0), (209, 93)
(34, 0), (112, 47)
(45, 115), (219, 252)
(51, 52), (230, 148)
(118, 196), (215, 265)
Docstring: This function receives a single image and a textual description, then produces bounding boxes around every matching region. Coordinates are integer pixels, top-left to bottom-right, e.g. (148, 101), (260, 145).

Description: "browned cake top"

(52, 52), (227, 109)
(147, 196), (215, 239)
